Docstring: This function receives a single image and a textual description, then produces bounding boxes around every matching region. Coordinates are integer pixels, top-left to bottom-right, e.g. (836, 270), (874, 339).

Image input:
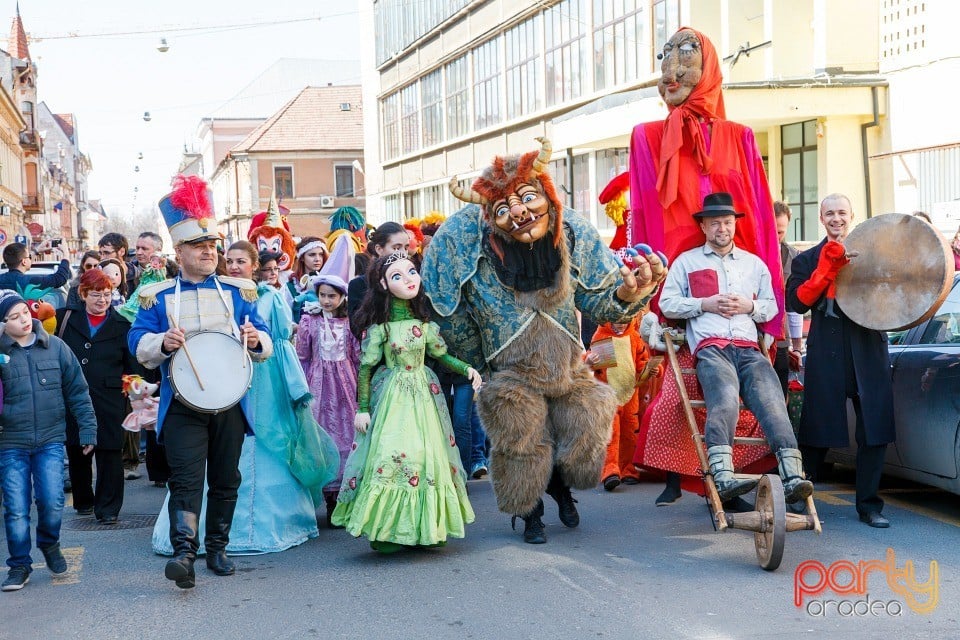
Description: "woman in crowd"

(289, 237), (328, 322)
(151, 241), (338, 555)
(331, 252), (478, 552)
(65, 250), (102, 310)
(346, 221), (410, 338)
(55, 269), (139, 524)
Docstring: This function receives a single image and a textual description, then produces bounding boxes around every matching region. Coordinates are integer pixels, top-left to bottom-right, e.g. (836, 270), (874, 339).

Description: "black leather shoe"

(165, 556), (196, 589)
(859, 511), (890, 528)
(98, 515), (119, 525)
(206, 550), (235, 576)
(602, 475), (621, 492)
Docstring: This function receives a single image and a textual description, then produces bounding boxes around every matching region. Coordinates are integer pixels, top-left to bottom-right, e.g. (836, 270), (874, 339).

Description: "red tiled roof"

(233, 85), (362, 153)
(8, 7), (29, 61)
(54, 114), (74, 139)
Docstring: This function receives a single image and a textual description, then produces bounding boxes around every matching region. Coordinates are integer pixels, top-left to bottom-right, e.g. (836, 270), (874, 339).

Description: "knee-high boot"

(204, 500), (236, 576)
(545, 467), (579, 528)
(165, 511), (198, 589)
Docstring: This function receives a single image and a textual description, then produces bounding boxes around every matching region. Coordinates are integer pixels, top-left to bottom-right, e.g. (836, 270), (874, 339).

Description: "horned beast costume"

(421, 138), (660, 543)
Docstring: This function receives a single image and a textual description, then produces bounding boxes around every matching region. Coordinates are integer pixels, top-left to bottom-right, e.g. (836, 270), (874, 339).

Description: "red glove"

(796, 241), (849, 306)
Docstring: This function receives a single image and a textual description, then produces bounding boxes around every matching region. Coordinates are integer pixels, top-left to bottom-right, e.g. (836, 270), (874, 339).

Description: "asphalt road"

(0, 466), (956, 640)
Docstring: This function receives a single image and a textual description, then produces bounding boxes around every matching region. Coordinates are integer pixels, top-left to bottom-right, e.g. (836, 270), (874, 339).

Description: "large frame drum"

(169, 331), (253, 413)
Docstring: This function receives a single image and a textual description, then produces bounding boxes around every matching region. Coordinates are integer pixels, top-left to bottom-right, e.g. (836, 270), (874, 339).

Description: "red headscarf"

(656, 27), (726, 209)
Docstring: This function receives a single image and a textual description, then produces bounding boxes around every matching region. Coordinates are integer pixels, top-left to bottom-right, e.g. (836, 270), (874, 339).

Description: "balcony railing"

(22, 194), (41, 211)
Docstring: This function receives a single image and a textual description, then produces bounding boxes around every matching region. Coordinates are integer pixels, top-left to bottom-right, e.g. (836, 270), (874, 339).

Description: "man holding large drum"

(128, 175), (273, 588)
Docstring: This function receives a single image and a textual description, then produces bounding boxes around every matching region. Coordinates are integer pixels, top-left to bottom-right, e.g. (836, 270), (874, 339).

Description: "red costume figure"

(247, 194), (297, 289)
(586, 317), (651, 491)
(625, 27), (782, 505)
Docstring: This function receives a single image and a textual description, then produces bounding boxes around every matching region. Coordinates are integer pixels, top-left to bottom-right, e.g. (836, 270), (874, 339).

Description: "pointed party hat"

(308, 231), (355, 295)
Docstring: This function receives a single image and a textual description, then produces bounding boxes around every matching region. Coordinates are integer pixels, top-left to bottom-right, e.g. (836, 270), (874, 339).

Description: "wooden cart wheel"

(754, 474), (786, 571)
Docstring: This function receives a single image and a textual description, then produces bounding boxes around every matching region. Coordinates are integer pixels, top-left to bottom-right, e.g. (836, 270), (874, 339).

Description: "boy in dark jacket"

(0, 290), (98, 592)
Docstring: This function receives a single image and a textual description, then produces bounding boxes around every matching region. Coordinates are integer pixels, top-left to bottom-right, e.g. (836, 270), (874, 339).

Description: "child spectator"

(0, 290), (97, 591)
(585, 316), (651, 492)
(296, 274), (358, 525)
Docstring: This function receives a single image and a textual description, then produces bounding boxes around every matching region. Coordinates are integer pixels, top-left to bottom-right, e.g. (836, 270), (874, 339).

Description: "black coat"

(55, 307), (139, 450)
(786, 239), (895, 447)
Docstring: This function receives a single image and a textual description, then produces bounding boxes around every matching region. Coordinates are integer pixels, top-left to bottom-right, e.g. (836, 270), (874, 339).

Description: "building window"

(401, 83), (420, 155)
(653, 0), (681, 55)
(20, 101), (33, 130)
(781, 120), (819, 241)
(403, 190), (420, 218)
(447, 178), (473, 213)
(594, 0), (649, 91)
(383, 193), (401, 222)
(274, 165), (293, 199)
(421, 69), (443, 147)
(595, 147), (629, 230)
(422, 184), (444, 214)
(335, 165), (355, 198)
(381, 92), (400, 161)
(505, 16), (540, 119)
(374, 0), (471, 65)
(545, 0), (587, 107)
(473, 38), (502, 131)
(446, 56), (470, 140)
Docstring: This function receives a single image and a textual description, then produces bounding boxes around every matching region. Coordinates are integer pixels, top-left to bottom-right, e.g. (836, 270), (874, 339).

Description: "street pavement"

(0, 466), (956, 640)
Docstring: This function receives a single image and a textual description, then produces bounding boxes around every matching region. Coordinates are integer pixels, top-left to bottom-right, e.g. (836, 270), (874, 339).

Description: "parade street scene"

(0, 1), (957, 639)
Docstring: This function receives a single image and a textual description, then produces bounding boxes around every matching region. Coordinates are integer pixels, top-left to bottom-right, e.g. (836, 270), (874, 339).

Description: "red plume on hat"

(169, 175), (213, 220)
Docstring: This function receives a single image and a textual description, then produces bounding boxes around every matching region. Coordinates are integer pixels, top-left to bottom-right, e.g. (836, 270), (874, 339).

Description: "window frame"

(273, 164), (294, 200)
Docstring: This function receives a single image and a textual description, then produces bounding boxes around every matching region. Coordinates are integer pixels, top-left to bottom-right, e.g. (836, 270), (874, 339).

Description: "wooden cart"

(663, 332), (821, 571)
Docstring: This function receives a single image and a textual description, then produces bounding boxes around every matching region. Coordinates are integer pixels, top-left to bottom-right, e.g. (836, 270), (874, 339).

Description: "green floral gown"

(331, 299), (476, 547)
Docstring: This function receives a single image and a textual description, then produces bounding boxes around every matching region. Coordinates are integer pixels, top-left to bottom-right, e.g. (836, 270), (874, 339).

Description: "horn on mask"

(448, 176), (488, 205)
(531, 136), (553, 175)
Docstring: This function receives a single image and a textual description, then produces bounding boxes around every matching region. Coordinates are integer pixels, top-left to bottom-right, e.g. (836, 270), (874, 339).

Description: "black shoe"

(40, 543), (68, 574)
(206, 550), (235, 576)
(859, 511), (890, 528)
(511, 500), (546, 544)
(546, 471), (579, 528)
(621, 477), (640, 485)
(98, 515), (119, 525)
(165, 556), (196, 589)
(602, 475), (621, 492)
(655, 473), (683, 506)
(75, 507), (94, 516)
(1, 566), (30, 591)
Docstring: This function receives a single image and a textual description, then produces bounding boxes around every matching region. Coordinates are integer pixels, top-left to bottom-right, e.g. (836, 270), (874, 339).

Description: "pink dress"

(296, 312), (360, 488)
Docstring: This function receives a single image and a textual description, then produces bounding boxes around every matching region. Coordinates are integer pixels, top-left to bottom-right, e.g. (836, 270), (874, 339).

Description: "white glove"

(354, 412), (371, 434)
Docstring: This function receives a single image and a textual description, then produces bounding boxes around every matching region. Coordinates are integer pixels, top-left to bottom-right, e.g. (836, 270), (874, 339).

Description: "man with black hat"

(658, 192), (813, 504)
(128, 175), (272, 589)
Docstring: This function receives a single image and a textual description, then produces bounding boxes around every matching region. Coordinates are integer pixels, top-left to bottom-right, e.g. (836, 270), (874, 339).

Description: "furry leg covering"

(477, 370), (554, 515)
(547, 373), (617, 489)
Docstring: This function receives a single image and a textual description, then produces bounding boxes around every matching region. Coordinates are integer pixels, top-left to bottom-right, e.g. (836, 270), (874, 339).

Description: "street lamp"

(143, 111), (151, 122)
(157, 38), (169, 53)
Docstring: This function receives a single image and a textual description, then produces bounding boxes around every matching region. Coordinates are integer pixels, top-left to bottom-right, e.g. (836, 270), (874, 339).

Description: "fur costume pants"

(477, 366), (617, 515)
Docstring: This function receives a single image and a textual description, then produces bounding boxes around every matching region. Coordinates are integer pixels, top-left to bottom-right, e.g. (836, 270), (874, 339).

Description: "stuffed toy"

(121, 374), (160, 432)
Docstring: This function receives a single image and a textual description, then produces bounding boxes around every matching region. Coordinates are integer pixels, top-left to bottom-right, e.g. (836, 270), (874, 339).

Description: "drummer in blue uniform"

(128, 175), (273, 589)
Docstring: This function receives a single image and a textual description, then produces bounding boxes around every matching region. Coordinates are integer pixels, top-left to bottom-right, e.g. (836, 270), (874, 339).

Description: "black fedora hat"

(692, 192), (745, 219)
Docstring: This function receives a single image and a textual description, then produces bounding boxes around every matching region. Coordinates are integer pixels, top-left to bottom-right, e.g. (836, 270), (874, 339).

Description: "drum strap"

(173, 277), (241, 340)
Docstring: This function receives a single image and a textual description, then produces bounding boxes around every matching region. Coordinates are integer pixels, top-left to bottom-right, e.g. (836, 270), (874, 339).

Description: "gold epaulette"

(217, 276), (260, 303)
(137, 280), (176, 309)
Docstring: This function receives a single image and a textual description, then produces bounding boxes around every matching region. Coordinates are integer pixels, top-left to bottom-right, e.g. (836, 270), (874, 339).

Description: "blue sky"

(13, 0), (359, 219)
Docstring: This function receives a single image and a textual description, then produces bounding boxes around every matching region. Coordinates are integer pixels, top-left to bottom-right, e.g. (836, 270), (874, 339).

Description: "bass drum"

(169, 331), (253, 414)
(835, 213), (954, 331)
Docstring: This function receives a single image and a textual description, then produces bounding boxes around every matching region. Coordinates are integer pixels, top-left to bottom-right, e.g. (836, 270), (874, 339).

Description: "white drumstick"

(167, 312), (205, 391)
(241, 315), (249, 369)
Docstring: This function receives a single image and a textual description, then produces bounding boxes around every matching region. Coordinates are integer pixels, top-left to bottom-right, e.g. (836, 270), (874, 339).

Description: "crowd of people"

(0, 24), (925, 595)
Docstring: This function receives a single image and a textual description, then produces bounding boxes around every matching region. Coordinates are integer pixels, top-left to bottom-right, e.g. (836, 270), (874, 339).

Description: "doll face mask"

(382, 258), (421, 300)
(658, 28), (703, 107)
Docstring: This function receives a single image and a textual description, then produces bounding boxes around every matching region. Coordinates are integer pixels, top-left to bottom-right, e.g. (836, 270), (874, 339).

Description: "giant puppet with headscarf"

(422, 137), (667, 544)
(621, 27), (783, 503)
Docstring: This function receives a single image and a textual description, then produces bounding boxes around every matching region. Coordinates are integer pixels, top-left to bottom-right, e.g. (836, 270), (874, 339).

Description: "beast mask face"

(449, 136), (564, 248)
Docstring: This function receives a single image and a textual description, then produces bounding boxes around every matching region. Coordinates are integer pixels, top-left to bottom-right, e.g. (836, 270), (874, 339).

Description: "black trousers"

(145, 430), (170, 482)
(161, 400), (245, 519)
(773, 345), (790, 397)
(801, 396), (886, 516)
(66, 445), (124, 519)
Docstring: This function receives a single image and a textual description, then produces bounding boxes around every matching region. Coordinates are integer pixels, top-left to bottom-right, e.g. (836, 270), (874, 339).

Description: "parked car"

(0, 261), (74, 309)
(830, 275), (960, 494)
